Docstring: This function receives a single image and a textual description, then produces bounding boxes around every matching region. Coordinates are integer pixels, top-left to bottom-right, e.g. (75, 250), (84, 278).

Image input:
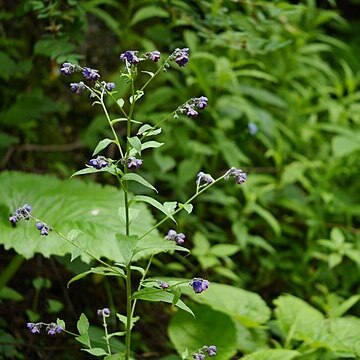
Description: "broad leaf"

(77, 313), (89, 335)
(240, 349), (300, 360)
(121, 173), (157, 192)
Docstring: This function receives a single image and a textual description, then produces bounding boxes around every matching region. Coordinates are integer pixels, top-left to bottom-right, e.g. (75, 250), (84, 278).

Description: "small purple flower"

(27, 322), (41, 334)
(60, 62), (78, 76)
(225, 168), (247, 185)
(147, 50), (161, 62)
(171, 48), (190, 67)
(70, 81), (86, 94)
(9, 204), (32, 224)
(196, 172), (214, 186)
(193, 354), (205, 360)
(165, 229), (186, 245)
(89, 156), (109, 170)
(104, 82), (116, 91)
(83, 67), (100, 81)
(186, 105), (198, 118)
(40, 226), (50, 236)
(97, 308), (110, 317)
(196, 96), (208, 110)
(46, 323), (63, 335)
(120, 50), (140, 65)
(126, 157), (143, 170)
(190, 278), (209, 294)
(158, 281), (170, 290)
(206, 345), (217, 357)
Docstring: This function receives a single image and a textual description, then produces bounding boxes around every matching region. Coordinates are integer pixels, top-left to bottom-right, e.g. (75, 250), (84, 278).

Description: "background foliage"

(1, 0), (360, 359)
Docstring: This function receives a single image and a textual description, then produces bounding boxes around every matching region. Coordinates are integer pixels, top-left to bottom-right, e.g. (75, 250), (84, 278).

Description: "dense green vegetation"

(1, 1), (360, 359)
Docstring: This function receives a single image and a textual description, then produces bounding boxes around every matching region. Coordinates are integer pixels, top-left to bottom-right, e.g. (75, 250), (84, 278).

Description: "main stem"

(124, 73), (136, 360)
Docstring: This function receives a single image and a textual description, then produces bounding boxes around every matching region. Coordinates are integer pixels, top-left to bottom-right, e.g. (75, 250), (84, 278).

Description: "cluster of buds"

(60, 62), (81, 76)
(121, 156), (143, 170)
(176, 96), (208, 118)
(170, 48), (190, 67)
(97, 308), (111, 317)
(89, 156), (109, 170)
(26, 322), (63, 336)
(165, 229), (186, 245)
(189, 278), (209, 294)
(36, 222), (52, 236)
(193, 345), (217, 359)
(225, 168), (247, 185)
(196, 172), (214, 187)
(9, 204), (32, 224)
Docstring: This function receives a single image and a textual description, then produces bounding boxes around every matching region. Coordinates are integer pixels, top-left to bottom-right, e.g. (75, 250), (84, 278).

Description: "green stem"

(138, 172), (229, 241)
(102, 314), (112, 355)
(100, 91), (124, 158)
(0, 254), (24, 290)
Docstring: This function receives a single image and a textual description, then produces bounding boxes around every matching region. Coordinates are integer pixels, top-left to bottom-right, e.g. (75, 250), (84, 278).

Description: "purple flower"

(126, 157), (143, 170)
(165, 229), (186, 245)
(196, 96), (208, 110)
(70, 82), (86, 94)
(120, 50), (140, 65)
(206, 346), (217, 357)
(27, 322), (41, 334)
(60, 62), (78, 76)
(171, 48), (190, 67)
(46, 323), (63, 335)
(97, 308), (110, 317)
(147, 50), (161, 62)
(196, 172), (214, 186)
(225, 168), (247, 185)
(193, 354), (205, 360)
(186, 105), (198, 118)
(83, 67), (100, 81)
(40, 226), (50, 236)
(36, 222), (44, 230)
(89, 156), (109, 170)
(101, 81), (115, 91)
(158, 281), (170, 290)
(9, 204), (32, 224)
(190, 278), (209, 294)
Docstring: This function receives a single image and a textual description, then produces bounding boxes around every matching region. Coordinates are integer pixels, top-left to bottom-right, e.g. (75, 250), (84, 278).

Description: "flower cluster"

(225, 168), (247, 185)
(83, 67), (100, 81)
(100, 81), (116, 91)
(27, 322), (63, 335)
(193, 345), (217, 359)
(97, 308), (111, 317)
(120, 50), (140, 65)
(146, 50), (161, 62)
(165, 229), (186, 245)
(196, 172), (214, 187)
(126, 156), (143, 170)
(189, 278), (209, 294)
(36, 222), (52, 236)
(60, 62), (80, 76)
(70, 81), (86, 94)
(89, 156), (109, 170)
(177, 96), (208, 118)
(9, 204), (32, 224)
(171, 48), (190, 67)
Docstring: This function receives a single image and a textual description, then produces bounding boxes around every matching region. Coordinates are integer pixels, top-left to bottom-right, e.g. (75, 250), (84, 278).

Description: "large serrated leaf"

(0, 171), (161, 263)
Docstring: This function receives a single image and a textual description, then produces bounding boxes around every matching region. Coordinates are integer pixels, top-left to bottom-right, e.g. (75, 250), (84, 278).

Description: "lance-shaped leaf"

(121, 173), (157, 192)
(128, 136), (142, 155)
(93, 138), (115, 156)
(132, 287), (194, 316)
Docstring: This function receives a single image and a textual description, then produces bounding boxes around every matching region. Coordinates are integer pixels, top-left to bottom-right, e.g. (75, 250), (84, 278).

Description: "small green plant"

(9, 48), (247, 359)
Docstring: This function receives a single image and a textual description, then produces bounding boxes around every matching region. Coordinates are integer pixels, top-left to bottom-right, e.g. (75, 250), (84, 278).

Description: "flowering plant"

(10, 48), (246, 359)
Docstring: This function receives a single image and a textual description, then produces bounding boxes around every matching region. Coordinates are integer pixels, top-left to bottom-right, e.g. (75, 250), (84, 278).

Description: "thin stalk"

(0, 254), (24, 290)
(102, 314), (112, 355)
(138, 173), (229, 241)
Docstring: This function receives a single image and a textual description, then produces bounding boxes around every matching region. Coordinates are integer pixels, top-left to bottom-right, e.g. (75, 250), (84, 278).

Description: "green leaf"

(121, 173), (157, 192)
(115, 234), (139, 264)
(0, 172), (162, 263)
(77, 313), (89, 335)
(128, 136), (142, 155)
(129, 90), (144, 104)
(76, 334), (91, 347)
(93, 138), (114, 156)
(117, 99), (125, 108)
(169, 305), (237, 360)
(56, 318), (66, 330)
(180, 203), (193, 214)
(83, 348), (108, 356)
(104, 353), (125, 360)
(0, 286), (24, 301)
(130, 6), (169, 26)
(141, 140), (164, 151)
(240, 349), (300, 360)
(274, 294), (324, 342)
(70, 165), (117, 178)
(180, 282), (270, 327)
(132, 287), (194, 316)
(132, 195), (176, 222)
(332, 135), (360, 158)
(210, 244), (240, 257)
